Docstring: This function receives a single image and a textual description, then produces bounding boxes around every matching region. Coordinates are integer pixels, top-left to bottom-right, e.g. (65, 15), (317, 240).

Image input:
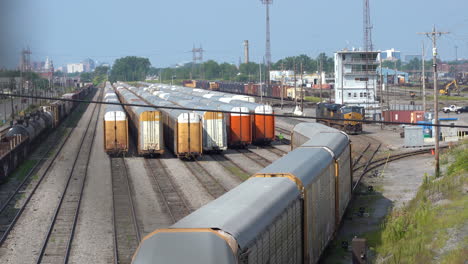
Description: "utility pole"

(319, 57), (323, 101)
(300, 61), (304, 112)
(418, 26), (449, 178)
(280, 63), (284, 109)
(422, 42), (426, 111)
(455, 45), (458, 61)
(259, 60), (263, 103)
(9, 78), (15, 120)
(294, 62), (297, 105)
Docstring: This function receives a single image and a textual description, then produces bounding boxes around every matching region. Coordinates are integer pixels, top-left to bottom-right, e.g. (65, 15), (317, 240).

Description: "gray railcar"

(132, 177), (303, 264)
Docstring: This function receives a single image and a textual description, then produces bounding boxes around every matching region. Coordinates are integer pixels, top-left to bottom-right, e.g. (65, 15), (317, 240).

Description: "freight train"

(103, 82), (129, 155)
(131, 122), (351, 264)
(316, 103), (365, 134)
(144, 83), (275, 146)
(0, 84), (93, 182)
(116, 83), (204, 159)
(114, 86), (164, 156)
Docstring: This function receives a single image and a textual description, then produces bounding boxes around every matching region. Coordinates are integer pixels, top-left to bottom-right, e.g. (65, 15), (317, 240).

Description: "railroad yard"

(0, 81), (463, 263)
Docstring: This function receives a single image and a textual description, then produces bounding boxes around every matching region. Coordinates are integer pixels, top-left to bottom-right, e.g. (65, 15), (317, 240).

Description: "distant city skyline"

(1, 0), (468, 69)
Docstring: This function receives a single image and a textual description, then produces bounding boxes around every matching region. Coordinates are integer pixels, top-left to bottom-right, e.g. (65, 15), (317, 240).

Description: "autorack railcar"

(131, 123), (352, 264)
(103, 83), (129, 155)
(115, 86), (164, 156)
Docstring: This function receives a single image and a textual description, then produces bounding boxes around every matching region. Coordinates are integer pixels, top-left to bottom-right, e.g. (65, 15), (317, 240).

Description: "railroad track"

(352, 147), (443, 192)
(111, 157), (141, 264)
(262, 145), (288, 157)
(0, 93), (95, 247)
(275, 126), (292, 136)
(210, 154), (250, 180)
(184, 160), (227, 199)
(144, 158), (191, 223)
(235, 149), (271, 168)
(36, 88), (102, 264)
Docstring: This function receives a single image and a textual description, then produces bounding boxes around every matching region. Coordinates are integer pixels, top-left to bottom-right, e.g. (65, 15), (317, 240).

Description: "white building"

(67, 63), (85, 73)
(334, 50), (380, 107)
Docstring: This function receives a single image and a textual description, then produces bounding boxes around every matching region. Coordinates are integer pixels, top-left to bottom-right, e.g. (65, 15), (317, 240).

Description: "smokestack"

(243, 40), (249, 64)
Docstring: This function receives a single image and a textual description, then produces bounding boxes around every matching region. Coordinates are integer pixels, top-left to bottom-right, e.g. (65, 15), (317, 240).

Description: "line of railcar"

(114, 85), (164, 156)
(117, 84), (203, 159)
(103, 82), (129, 155)
(131, 122), (352, 264)
(0, 84), (93, 182)
(145, 83), (275, 146)
(149, 92), (228, 153)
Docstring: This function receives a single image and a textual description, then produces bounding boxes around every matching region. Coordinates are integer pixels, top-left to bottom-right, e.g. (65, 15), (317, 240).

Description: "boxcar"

(103, 85), (129, 155)
(134, 89), (204, 159)
(115, 87), (164, 156)
(154, 93), (228, 153)
(195, 98), (252, 147)
(220, 98), (275, 145)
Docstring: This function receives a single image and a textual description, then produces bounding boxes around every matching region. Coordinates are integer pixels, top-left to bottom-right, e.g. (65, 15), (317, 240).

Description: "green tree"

(110, 56), (151, 82)
(80, 72), (93, 82)
(202, 60), (220, 79)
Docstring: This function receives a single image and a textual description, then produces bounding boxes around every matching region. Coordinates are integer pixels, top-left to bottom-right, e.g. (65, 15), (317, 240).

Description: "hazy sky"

(1, 0), (468, 69)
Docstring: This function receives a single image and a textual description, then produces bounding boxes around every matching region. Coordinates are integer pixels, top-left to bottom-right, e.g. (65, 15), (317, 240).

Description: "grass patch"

(225, 165), (250, 181)
(369, 140), (468, 263)
(304, 96), (322, 103)
(10, 159), (38, 181)
(425, 95), (468, 101)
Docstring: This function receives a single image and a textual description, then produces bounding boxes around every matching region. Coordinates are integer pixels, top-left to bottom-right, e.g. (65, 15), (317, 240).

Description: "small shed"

(404, 126), (424, 147)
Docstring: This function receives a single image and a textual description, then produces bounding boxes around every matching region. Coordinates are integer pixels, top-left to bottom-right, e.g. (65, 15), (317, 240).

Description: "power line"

(2, 93), (468, 129)
(418, 26), (450, 177)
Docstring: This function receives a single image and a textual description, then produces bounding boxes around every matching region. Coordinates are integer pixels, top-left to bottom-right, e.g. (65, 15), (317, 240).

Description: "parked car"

(456, 106), (468, 114)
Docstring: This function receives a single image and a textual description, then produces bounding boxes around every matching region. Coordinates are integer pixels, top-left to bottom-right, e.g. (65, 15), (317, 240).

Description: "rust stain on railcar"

(104, 120), (129, 153)
(177, 122), (202, 156)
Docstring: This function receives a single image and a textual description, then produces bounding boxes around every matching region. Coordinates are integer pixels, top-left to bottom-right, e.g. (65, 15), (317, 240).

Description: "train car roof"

(256, 147), (333, 187)
(172, 177), (300, 248)
(292, 122), (337, 142)
(300, 132), (349, 157)
(133, 231), (236, 264)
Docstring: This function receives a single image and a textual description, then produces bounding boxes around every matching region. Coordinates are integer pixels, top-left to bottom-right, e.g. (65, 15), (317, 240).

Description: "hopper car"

(131, 122), (352, 264)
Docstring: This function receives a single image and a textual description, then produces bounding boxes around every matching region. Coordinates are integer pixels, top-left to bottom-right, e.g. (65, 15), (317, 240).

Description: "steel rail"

(0, 92), (95, 247)
(235, 149), (271, 168)
(184, 160), (227, 199)
(35, 89), (102, 264)
(63, 89), (103, 264)
(351, 143), (371, 169)
(144, 158), (191, 223)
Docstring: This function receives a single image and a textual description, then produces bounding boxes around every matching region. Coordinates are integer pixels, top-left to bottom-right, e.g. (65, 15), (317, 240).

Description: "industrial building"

(378, 68), (409, 84)
(334, 50), (380, 107)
